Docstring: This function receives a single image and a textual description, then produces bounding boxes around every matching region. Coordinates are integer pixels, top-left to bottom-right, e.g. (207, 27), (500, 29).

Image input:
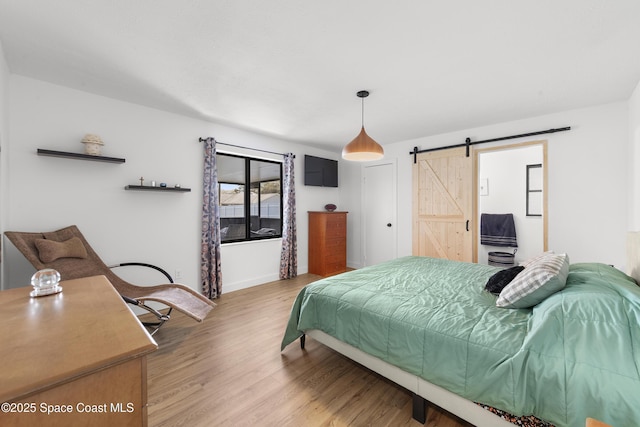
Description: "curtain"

(201, 137), (222, 298)
(279, 153), (297, 279)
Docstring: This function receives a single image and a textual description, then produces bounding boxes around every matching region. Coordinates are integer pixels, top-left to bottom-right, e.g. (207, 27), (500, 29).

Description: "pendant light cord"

(356, 90), (369, 128)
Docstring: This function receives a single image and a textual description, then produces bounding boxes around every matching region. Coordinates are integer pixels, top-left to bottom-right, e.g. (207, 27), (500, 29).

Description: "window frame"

(217, 152), (283, 244)
(526, 163), (543, 217)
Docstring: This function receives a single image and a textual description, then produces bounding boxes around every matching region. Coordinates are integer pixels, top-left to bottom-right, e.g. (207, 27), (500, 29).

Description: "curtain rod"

(409, 126), (571, 162)
(198, 137), (295, 158)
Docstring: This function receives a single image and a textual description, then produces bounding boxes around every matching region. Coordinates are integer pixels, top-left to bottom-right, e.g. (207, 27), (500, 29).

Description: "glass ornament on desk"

(30, 268), (63, 297)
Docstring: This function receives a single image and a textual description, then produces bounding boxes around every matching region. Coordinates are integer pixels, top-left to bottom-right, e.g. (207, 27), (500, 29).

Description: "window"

(526, 163), (543, 216)
(216, 153), (282, 243)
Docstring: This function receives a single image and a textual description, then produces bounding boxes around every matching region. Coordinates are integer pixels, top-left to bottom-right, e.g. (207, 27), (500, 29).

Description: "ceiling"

(1, 1), (640, 152)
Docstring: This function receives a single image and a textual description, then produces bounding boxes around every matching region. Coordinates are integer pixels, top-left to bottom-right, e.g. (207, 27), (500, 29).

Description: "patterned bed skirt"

(476, 403), (555, 426)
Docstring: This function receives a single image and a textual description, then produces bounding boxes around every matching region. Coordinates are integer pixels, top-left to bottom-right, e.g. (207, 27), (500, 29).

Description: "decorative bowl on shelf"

(324, 204), (337, 212)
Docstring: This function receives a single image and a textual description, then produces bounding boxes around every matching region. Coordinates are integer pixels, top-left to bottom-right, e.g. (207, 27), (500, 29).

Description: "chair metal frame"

(110, 262), (175, 335)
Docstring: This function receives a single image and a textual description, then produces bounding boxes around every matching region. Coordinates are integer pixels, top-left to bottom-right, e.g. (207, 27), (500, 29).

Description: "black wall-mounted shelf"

(124, 185), (191, 193)
(37, 149), (126, 163)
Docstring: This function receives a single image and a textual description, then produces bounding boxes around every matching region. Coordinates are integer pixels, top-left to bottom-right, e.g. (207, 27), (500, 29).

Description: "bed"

(281, 255), (640, 427)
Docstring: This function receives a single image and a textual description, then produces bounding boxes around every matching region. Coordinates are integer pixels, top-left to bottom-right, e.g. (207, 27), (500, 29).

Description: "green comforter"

(281, 256), (640, 427)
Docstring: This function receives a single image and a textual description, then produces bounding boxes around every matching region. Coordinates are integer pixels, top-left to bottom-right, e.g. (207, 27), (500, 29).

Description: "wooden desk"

(0, 275), (157, 427)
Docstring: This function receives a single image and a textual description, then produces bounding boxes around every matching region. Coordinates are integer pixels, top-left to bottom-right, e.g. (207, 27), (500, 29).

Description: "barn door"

(412, 147), (473, 261)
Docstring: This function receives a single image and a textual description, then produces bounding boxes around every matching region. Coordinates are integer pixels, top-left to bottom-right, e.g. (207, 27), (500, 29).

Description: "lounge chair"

(4, 225), (215, 335)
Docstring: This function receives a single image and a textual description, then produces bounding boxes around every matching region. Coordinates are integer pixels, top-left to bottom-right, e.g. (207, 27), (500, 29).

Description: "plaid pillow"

(518, 250), (555, 268)
(497, 253), (569, 308)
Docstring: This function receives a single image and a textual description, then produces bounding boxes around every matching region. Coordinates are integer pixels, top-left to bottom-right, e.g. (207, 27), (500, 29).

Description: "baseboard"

(223, 264), (309, 293)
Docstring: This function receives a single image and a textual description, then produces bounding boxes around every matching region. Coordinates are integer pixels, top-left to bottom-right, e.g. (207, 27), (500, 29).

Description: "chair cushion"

(35, 237), (88, 262)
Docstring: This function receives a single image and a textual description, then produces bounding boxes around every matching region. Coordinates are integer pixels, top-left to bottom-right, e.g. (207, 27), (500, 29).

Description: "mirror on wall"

(476, 142), (547, 265)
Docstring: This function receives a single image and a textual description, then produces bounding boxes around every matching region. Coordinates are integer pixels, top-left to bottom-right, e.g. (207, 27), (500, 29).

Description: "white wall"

(339, 159), (363, 268)
(1, 71), (635, 291)
(345, 102), (630, 270)
(0, 40), (10, 289)
(629, 80), (640, 231)
(2, 75), (341, 292)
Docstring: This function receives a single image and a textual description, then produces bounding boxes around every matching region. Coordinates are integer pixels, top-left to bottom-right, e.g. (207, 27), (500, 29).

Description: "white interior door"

(363, 162), (397, 266)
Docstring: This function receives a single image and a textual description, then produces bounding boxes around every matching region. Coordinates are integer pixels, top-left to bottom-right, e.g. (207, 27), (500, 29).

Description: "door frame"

(473, 139), (548, 262)
(361, 158), (398, 267)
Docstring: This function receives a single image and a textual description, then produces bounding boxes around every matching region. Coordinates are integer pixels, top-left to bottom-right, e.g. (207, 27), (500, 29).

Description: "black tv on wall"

(304, 155), (338, 187)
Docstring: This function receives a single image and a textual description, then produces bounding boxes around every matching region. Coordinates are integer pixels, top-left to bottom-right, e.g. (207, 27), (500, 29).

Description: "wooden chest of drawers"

(308, 211), (348, 276)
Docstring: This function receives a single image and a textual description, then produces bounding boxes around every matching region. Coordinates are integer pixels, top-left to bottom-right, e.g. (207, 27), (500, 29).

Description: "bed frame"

(304, 330), (513, 426)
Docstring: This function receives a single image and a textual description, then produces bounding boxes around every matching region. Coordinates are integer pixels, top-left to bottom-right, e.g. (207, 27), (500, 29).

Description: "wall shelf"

(124, 185), (191, 193)
(37, 148), (126, 163)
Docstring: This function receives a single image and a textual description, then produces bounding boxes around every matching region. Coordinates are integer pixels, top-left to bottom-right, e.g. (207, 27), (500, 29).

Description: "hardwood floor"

(145, 274), (473, 427)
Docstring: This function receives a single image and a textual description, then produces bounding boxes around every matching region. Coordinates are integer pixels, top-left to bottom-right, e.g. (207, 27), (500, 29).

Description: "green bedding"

(281, 256), (640, 427)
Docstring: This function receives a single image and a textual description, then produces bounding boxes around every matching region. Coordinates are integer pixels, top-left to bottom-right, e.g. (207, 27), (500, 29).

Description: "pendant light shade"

(342, 90), (384, 161)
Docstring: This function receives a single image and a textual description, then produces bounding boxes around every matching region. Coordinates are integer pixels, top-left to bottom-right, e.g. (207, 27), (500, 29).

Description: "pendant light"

(342, 90), (384, 161)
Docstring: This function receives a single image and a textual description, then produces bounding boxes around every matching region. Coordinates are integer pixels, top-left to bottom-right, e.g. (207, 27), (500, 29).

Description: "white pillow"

(497, 253), (569, 308)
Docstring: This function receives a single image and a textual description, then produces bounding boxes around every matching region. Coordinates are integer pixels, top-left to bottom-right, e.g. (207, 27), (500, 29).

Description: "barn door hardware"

(409, 126), (570, 161)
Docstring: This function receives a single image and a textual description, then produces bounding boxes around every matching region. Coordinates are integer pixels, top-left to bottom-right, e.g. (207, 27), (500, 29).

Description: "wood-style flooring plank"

(145, 274), (473, 427)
